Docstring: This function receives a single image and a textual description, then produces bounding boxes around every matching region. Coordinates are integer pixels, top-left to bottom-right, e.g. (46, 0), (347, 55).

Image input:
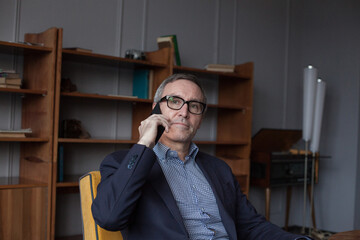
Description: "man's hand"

(137, 114), (169, 148)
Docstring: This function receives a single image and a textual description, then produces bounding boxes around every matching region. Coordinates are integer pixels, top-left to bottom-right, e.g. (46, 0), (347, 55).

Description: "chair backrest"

(79, 171), (123, 240)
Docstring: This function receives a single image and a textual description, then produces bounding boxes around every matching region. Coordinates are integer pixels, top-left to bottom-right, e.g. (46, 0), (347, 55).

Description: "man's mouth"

(171, 120), (190, 128)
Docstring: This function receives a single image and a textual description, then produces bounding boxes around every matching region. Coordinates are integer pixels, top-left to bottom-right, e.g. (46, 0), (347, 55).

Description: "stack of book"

(0, 128), (32, 138)
(0, 69), (22, 89)
(205, 64), (235, 73)
(157, 35), (181, 66)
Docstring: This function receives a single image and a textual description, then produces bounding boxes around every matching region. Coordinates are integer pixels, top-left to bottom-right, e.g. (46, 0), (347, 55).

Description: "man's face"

(156, 79), (204, 145)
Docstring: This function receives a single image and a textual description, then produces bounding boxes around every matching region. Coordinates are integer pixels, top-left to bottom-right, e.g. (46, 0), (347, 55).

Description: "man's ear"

(152, 102), (156, 109)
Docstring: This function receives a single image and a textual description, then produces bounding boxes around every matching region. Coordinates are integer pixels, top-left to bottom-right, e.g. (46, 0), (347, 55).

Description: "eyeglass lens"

(166, 96), (205, 114)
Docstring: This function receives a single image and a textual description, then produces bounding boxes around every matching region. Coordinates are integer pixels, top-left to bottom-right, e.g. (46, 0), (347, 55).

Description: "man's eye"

(190, 103), (200, 110)
(171, 98), (181, 104)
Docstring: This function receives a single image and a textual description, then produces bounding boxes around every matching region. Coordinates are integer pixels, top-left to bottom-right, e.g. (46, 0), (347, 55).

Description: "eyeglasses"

(159, 95), (206, 115)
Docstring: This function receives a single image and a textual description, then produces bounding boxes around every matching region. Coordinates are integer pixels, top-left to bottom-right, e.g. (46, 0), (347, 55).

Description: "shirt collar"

(153, 142), (199, 163)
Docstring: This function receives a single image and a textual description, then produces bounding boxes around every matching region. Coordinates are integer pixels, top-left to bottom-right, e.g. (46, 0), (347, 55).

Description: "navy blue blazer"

(92, 144), (303, 240)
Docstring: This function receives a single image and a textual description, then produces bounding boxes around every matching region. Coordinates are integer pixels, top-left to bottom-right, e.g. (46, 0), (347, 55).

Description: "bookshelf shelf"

(0, 40), (53, 53)
(58, 138), (137, 144)
(61, 91), (153, 103)
(173, 65), (251, 79)
(57, 182), (79, 188)
(0, 88), (48, 95)
(0, 177), (48, 189)
(0, 137), (49, 142)
(57, 175), (82, 186)
(62, 49), (168, 68)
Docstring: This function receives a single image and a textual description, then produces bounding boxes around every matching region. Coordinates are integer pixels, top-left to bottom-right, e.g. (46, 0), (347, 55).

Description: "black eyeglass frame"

(159, 95), (207, 115)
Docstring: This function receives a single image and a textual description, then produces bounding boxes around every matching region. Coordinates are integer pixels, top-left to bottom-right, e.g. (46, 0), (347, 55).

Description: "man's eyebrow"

(169, 94), (203, 102)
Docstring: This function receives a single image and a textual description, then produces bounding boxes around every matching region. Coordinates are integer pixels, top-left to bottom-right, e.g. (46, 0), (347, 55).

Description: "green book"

(157, 34), (181, 66)
(133, 69), (149, 99)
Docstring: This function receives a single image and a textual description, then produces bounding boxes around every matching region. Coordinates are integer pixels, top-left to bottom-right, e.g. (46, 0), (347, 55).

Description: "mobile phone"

(150, 103), (165, 144)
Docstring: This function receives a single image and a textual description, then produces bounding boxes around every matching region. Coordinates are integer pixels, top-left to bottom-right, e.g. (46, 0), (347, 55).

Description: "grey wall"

(285, 0), (360, 231)
(0, 0), (359, 235)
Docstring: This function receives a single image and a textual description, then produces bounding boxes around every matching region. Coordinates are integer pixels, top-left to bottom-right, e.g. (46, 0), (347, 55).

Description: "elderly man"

(92, 73), (311, 240)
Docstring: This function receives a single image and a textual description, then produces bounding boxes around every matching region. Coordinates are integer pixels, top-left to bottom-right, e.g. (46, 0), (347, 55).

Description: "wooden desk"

(329, 230), (360, 240)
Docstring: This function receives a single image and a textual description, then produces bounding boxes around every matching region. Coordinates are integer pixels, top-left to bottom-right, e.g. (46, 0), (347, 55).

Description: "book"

(0, 72), (20, 78)
(205, 64), (235, 73)
(0, 128), (32, 138)
(0, 77), (22, 85)
(0, 84), (21, 89)
(0, 69), (16, 74)
(148, 70), (154, 99)
(58, 145), (64, 182)
(157, 35), (181, 66)
(0, 132), (26, 138)
(64, 47), (93, 53)
(133, 69), (150, 99)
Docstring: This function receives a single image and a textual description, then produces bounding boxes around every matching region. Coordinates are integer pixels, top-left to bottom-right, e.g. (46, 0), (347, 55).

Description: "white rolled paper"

(303, 65), (318, 141)
(310, 79), (326, 153)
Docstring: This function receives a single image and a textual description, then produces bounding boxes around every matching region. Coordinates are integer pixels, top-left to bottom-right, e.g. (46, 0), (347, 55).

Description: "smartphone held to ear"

(150, 103), (165, 144)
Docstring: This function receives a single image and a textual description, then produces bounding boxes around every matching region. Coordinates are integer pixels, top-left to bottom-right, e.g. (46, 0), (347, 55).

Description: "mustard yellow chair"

(79, 171), (123, 240)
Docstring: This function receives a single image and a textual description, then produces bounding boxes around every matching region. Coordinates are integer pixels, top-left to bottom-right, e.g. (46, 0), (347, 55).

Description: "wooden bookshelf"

(0, 27), (253, 240)
(0, 28), (58, 240)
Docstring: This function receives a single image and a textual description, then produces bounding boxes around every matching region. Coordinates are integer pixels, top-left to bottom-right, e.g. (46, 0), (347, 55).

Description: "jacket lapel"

(196, 154), (237, 240)
(148, 161), (188, 235)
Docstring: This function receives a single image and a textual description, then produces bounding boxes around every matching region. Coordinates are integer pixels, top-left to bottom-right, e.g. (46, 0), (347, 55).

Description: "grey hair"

(153, 73), (207, 104)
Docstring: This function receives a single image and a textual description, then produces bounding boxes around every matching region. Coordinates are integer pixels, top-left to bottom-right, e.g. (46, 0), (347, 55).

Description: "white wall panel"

(146, 0), (218, 68)
(218, 0), (237, 64)
(0, 0), (17, 41)
(19, 0), (120, 56)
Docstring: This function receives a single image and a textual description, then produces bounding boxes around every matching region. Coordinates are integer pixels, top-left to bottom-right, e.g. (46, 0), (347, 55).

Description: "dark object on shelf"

(61, 78), (77, 92)
(124, 49), (146, 60)
(61, 119), (91, 139)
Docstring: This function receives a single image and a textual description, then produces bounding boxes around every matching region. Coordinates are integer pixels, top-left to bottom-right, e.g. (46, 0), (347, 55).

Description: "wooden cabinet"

(0, 27), (253, 239)
(0, 28), (58, 240)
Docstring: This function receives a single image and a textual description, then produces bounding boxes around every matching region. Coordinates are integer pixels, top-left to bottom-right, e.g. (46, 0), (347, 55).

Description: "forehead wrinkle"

(163, 80), (204, 102)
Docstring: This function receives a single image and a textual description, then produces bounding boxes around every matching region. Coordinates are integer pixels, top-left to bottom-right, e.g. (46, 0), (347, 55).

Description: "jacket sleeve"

(91, 144), (156, 231)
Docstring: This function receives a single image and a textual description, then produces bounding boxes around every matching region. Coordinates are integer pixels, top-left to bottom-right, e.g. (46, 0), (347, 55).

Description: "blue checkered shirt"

(153, 142), (229, 240)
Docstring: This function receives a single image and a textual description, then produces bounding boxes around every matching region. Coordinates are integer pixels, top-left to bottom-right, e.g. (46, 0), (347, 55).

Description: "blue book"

(133, 69), (149, 99)
(58, 145), (64, 182)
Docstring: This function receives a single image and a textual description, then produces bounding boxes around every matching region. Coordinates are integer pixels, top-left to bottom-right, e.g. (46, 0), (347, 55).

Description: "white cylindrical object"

(303, 65), (318, 141)
(310, 79), (326, 153)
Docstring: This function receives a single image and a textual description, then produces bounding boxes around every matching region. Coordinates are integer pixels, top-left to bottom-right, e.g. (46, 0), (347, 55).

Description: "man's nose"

(178, 103), (189, 118)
